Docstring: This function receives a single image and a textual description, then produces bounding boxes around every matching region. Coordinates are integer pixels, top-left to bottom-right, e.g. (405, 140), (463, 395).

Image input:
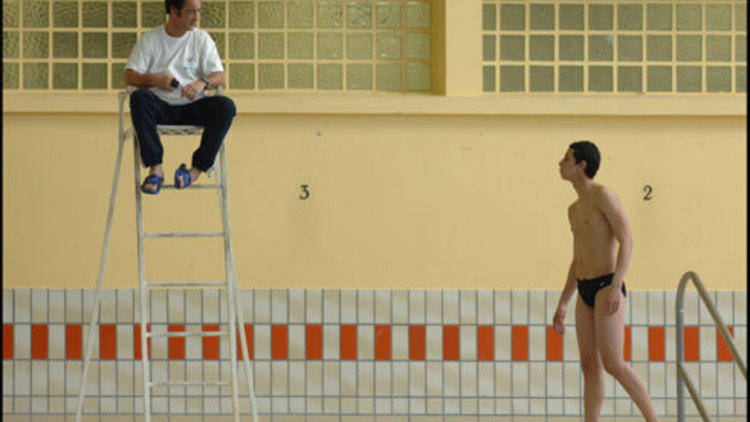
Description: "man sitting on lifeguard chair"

(125, 0), (235, 194)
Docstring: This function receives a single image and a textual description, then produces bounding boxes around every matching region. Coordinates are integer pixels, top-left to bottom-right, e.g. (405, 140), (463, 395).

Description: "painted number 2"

(643, 185), (653, 200)
(299, 184), (310, 200)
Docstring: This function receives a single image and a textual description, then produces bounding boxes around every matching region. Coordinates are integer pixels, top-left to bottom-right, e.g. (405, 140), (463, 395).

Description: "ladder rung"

(161, 185), (217, 190)
(150, 381), (230, 388)
(144, 231), (224, 238)
(148, 330), (228, 339)
(147, 281), (226, 288)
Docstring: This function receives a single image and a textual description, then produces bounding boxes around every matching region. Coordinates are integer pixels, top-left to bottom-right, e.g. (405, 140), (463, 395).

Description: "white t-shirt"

(126, 25), (223, 105)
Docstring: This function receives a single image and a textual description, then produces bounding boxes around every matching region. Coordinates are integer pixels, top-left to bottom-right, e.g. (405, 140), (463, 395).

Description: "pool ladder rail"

(675, 271), (747, 422)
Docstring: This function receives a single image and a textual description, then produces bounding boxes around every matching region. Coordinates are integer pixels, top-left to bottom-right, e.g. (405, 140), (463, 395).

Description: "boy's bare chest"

(570, 202), (608, 234)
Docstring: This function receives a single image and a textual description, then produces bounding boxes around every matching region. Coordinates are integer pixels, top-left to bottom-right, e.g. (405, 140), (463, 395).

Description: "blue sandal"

(174, 164), (193, 189)
(141, 174), (163, 194)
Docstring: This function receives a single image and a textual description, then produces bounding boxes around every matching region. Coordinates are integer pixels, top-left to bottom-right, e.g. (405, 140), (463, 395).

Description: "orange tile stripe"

(717, 326), (735, 362)
(340, 325), (357, 360)
(66, 324), (82, 360)
(168, 325), (185, 360)
(375, 325), (391, 360)
(648, 327), (665, 362)
(202, 324), (220, 360)
(623, 326), (631, 362)
(683, 326), (700, 362)
(478, 326), (494, 361)
(512, 326), (528, 361)
(4, 323), (714, 363)
(236, 324), (254, 360)
(546, 326), (563, 361)
(306, 325), (322, 360)
(271, 325), (288, 360)
(99, 324), (117, 360)
(134, 324), (151, 360)
(409, 326), (425, 360)
(3, 324), (13, 360)
(31, 324), (48, 360)
(443, 326), (459, 361)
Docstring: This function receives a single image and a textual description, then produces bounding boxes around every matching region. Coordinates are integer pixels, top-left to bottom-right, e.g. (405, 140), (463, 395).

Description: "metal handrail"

(675, 271), (747, 422)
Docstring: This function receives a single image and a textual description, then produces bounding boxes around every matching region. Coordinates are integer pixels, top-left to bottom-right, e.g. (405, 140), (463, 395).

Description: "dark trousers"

(129, 88), (236, 172)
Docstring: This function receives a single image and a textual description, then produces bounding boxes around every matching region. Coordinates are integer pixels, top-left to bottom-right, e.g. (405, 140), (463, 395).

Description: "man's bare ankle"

(189, 167), (201, 180)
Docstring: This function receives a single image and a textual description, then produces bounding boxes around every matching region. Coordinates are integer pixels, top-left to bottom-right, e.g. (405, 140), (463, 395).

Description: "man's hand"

(181, 80), (206, 100)
(601, 284), (623, 316)
(552, 305), (567, 334)
(154, 74), (177, 91)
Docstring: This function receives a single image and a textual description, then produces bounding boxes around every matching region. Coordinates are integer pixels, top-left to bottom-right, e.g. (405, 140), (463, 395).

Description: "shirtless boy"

(552, 141), (659, 422)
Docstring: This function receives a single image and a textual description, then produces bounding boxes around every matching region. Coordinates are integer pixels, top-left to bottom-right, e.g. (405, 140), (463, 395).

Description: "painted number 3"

(643, 185), (653, 200)
(299, 184), (310, 200)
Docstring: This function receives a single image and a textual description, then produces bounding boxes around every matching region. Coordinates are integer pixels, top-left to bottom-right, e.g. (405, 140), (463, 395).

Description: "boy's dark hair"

(165, 0), (187, 14)
(569, 140), (600, 179)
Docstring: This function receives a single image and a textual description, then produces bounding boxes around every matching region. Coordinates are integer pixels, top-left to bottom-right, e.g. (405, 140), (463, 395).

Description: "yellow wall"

(3, 110), (746, 289)
(3, 0), (746, 290)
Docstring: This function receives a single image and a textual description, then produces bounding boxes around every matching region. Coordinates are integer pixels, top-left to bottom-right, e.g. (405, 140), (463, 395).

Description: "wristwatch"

(199, 76), (210, 88)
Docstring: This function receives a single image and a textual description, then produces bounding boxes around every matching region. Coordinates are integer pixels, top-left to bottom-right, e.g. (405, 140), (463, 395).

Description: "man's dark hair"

(165, 0), (187, 14)
(569, 140), (600, 179)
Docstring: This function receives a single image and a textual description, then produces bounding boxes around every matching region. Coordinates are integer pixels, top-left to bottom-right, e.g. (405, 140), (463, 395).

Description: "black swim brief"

(577, 273), (627, 308)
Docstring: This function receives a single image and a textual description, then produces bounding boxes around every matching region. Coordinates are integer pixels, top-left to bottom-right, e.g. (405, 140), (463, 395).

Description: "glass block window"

(482, 0), (747, 94)
(3, 0), (158, 90)
(2, 0), (434, 92)
(217, 0), (433, 91)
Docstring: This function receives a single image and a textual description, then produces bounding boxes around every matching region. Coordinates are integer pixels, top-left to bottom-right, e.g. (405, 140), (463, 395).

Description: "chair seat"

(156, 125), (204, 136)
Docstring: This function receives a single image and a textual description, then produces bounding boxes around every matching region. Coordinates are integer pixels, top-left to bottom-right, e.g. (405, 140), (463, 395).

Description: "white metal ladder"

(675, 271), (747, 422)
(75, 88), (258, 422)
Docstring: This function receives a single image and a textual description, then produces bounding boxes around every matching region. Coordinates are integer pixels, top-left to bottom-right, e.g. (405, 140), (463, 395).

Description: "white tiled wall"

(1, 287), (746, 418)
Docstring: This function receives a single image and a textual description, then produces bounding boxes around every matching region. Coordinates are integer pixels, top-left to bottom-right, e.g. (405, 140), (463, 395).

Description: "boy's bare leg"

(576, 295), (606, 422)
(142, 164), (164, 192)
(594, 288), (660, 422)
